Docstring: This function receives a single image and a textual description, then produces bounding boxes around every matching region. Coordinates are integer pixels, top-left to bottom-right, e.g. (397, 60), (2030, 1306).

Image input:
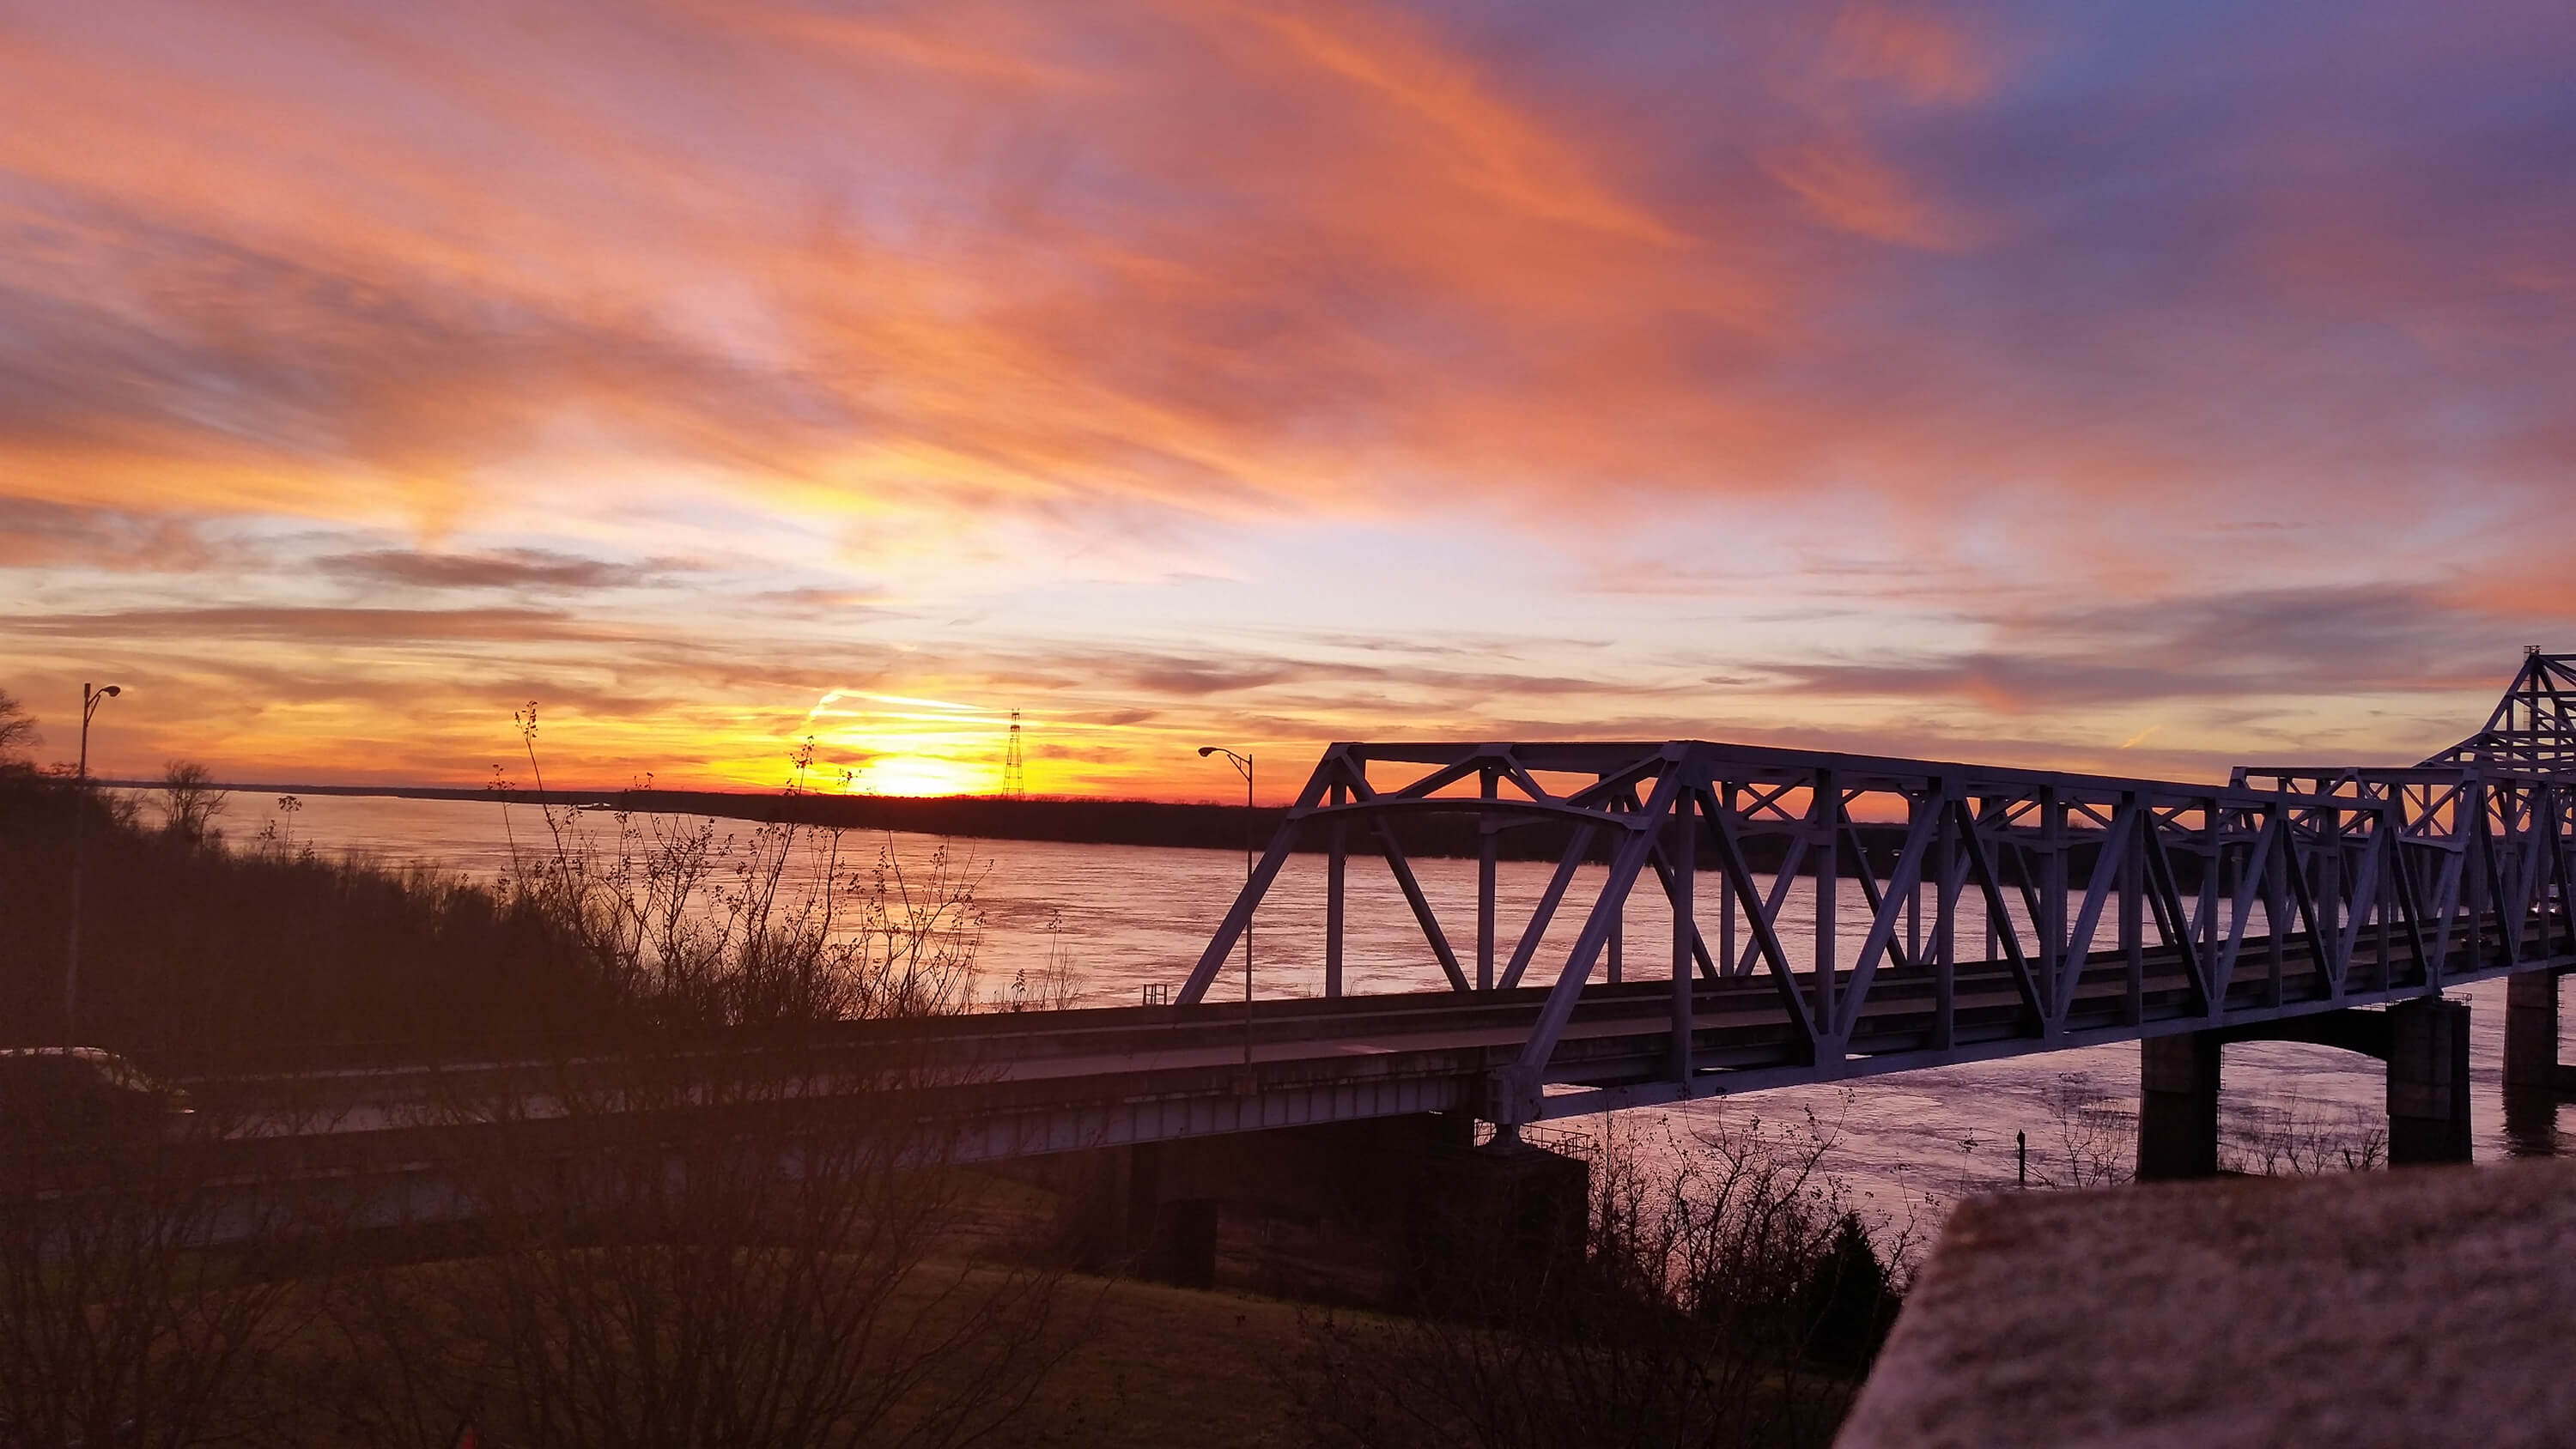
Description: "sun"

(851, 754), (991, 797)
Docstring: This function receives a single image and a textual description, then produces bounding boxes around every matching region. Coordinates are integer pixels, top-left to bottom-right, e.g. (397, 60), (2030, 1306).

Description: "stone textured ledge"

(1838, 1159), (2576, 1447)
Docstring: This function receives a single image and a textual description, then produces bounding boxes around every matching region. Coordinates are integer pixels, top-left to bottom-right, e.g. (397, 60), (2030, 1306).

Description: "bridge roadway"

(181, 912), (2566, 1186)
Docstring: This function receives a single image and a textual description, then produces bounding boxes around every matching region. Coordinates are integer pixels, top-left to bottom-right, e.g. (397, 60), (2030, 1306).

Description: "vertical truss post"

(2463, 784), (2484, 977)
(1935, 783), (1960, 1050)
(2121, 803), (2146, 1023)
(1720, 782), (1738, 978)
(2553, 785), (2576, 955)
(2199, 802), (2221, 997)
(1476, 764), (1498, 992)
(1980, 797), (2000, 967)
(1906, 817), (1923, 968)
(1325, 783), (1346, 1000)
(1603, 773), (1625, 985)
(2040, 787), (2066, 1023)
(1668, 784), (1696, 1083)
(1814, 772), (1838, 1030)
(2265, 819), (2287, 1008)
(2320, 803), (2344, 966)
(2375, 803), (2397, 993)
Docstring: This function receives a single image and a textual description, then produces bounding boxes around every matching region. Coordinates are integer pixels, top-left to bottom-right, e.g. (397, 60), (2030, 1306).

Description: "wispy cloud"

(318, 549), (692, 592)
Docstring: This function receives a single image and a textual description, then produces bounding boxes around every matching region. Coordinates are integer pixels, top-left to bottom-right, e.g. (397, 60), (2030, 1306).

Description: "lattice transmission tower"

(1002, 709), (1025, 799)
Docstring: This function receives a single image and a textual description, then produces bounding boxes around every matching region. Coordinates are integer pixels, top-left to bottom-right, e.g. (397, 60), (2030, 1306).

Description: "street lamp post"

(1198, 746), (1254, 1083)
(67, 681), (121, 1043)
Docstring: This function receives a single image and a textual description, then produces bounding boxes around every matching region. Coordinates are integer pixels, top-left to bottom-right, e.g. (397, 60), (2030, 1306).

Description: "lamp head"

(100, 685), (119, 698)
(1198, 746), (1216, 757)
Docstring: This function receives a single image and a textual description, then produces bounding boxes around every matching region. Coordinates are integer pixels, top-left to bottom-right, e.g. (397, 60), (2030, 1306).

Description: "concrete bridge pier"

(2136, 1032), (2222, 1181)
(1405, 1136), (1591, 1312)
(1040, 1113), (1589, 1302)
(1041, 1138), (1234, 1287)
(2505, 968), (2565, 1091)
(2138, 998), (2475, 1181)
(2385, 998), (2473, 1166)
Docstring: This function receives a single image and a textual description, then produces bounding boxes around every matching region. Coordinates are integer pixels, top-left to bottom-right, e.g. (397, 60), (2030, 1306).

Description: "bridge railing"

(1178, 742), (2576, 1123)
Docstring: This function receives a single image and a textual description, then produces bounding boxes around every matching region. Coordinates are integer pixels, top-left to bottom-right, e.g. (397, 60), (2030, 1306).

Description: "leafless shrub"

(1291, 1113), (1906, 1449)
(319, 1037), (1067, 1449)
(495, 711), (989, 1028)
(0, 1106), (330, 1447)
(992, 910), (1082, 1014)
(2020, 1080), (2137, 1191)
(297, 709), (1066, 1446)
(159, 761), (228, 846)
(2009, 1082), (2386, 1186)
(250, 796), (303, 854)
(2222, 1095), (2388, 1176)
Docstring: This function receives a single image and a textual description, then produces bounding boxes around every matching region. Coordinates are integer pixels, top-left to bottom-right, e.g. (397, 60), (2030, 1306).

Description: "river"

(181, 788), (2573, 1238)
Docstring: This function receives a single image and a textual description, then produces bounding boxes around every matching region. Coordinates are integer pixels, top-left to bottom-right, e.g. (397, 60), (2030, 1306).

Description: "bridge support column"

(2504, 970), (2561, 1091)
(1047, 1143), (1135, 1273)
(1126, 1142), (1221, 1288)
(1042, 1143), (1220, 1286)
(2387, 997), (2472, 1167)
(1048, 1114), (1485, 1295)
(2136, 1031), (2221, 1181)
(1406, 1137), (1590, 1313)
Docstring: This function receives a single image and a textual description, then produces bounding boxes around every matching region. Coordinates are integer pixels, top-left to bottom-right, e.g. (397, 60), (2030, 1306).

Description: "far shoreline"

(99, 777), (1905, 869)
(103, 778), (1296, 858)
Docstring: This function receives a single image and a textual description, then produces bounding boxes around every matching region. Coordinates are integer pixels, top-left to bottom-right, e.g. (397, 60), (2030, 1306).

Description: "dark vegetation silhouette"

(157, 760), (227, 846)
(1291, 1117), (1909, 1449)
(0, 1118), (328, 1447)
(0, 768), (619, 1071)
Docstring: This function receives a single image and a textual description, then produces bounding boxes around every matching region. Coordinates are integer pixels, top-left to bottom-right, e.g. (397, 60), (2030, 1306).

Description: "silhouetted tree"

(161, 759), (228, 845)
(0, 688), (36, 764)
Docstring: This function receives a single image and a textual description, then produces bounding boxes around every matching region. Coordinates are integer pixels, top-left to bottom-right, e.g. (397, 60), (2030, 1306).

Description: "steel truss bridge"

(1152, 649), (2576, 1132)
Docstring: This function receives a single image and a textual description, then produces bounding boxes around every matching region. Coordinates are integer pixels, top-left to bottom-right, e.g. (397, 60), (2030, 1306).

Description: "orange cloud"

(1760, 136), (1984, 250)
(1827, 4), (1996, 104)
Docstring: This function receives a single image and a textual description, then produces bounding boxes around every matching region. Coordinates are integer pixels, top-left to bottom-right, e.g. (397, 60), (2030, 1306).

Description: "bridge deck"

(174, 916), (2570, 1177)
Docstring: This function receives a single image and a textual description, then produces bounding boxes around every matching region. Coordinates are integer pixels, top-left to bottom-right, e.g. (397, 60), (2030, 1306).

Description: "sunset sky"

(3, 1), (2570, 800)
